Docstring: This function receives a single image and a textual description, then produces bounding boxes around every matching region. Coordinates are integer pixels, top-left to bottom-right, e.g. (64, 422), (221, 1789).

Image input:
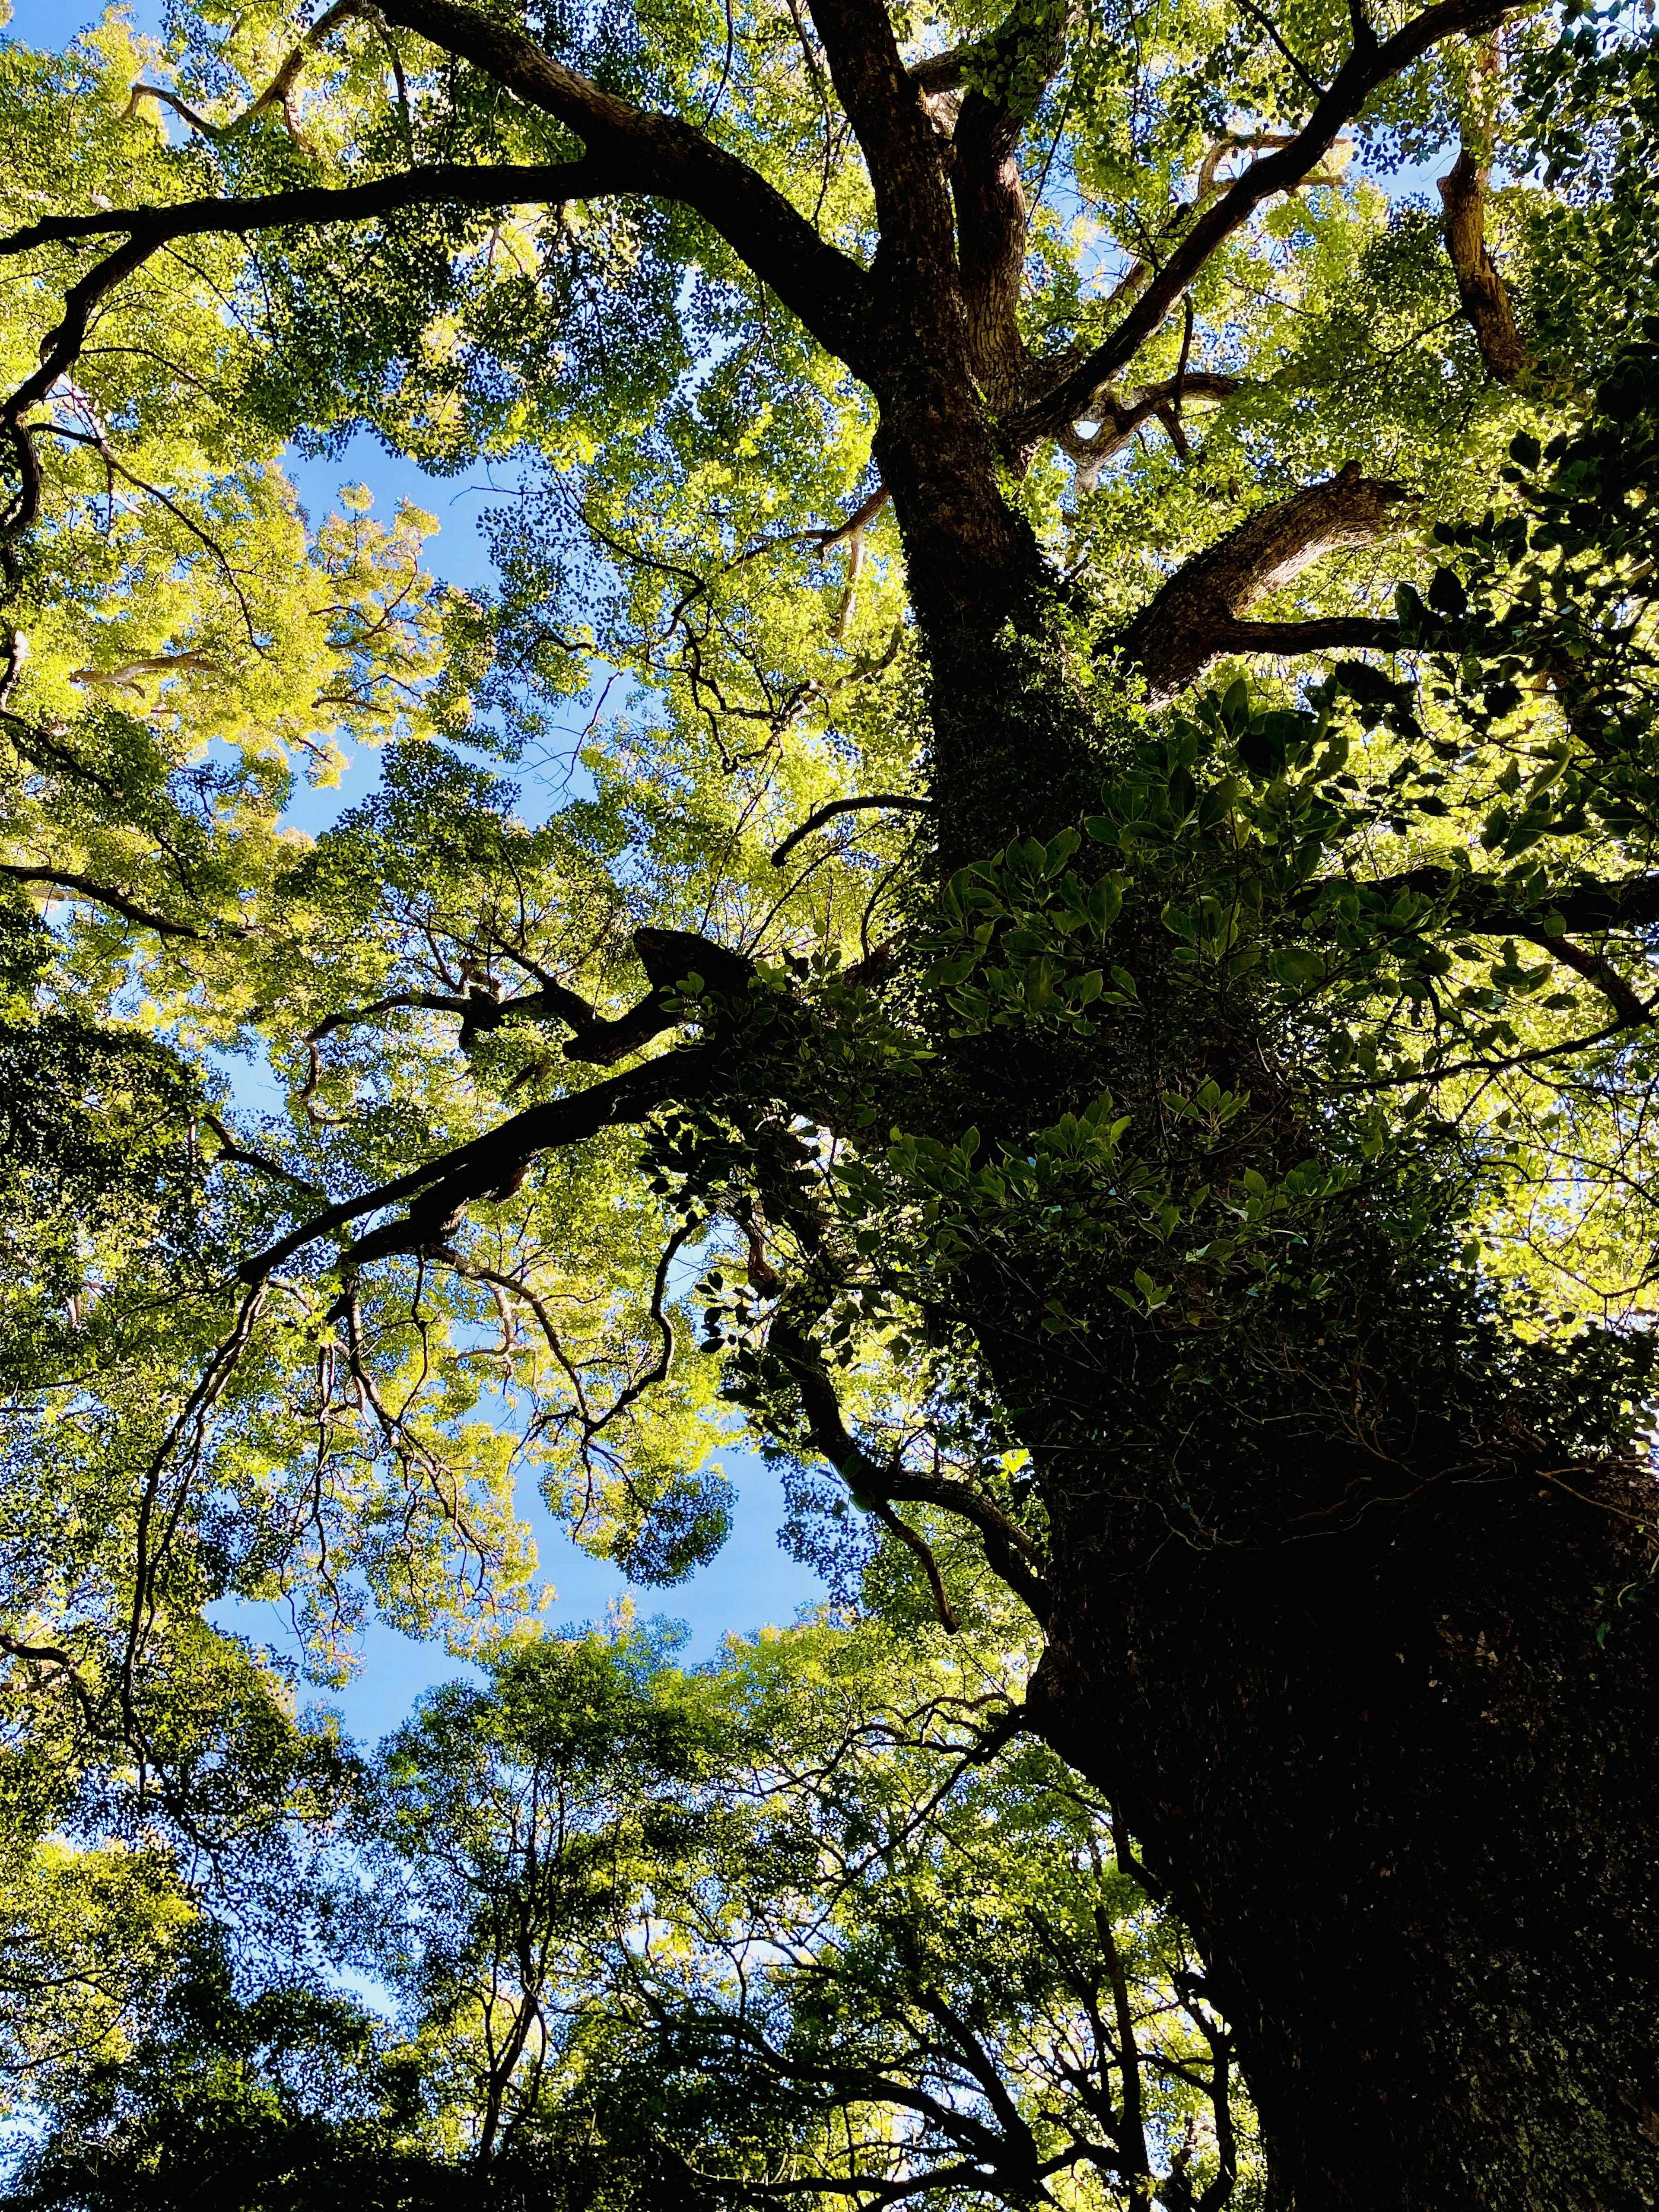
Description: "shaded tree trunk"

(1027, 1461), (1659, 2211)
(880, 413), (1659, 2198)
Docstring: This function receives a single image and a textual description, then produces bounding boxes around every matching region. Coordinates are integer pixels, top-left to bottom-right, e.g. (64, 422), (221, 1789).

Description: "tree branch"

(0, 164), (609, 537)
(378, 0), (873, 366)
(242, 1044), (718, 1283)
(804, 0), (951, 253)
(771, 792), (932, 866)
(1058, 372), (1239, 492)
(769, 1316), (1052, 1618)
(1439, 151), (1526, 385)
(871, 1498), (960, 1630)
(1208, 612), (1402, 657)
(0, 863), (204, 940)
(126, 0), (371, 147)
(1004, 0), (1522, 443)
(1114, 465), (1412, 702)
(950, 3), (1074, 420)
(1437, 28), (1525, 385)
(201, 1114), (324, 1194)
(244, 931), (752, 1279)
(1299, 868), (1658, 1026)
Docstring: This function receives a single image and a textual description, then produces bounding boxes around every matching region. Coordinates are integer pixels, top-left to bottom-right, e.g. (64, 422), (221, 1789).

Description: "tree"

(1, 0), (1657, 2203)
(7, 1616), (1258, 2211)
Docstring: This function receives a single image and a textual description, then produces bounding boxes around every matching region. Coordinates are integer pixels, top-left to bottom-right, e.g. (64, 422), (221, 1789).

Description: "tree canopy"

(1, 0), (1658, 2202)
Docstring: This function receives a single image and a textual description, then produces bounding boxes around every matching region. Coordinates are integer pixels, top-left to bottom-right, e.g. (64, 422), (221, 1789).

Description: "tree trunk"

(893, 535), (1659, 2203)
(1027, 1459), (1659, 2209)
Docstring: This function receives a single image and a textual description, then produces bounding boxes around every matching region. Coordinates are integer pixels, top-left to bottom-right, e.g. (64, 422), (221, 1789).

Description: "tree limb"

(804, 0), (953, 257)
(378, 0), (874, 368)
(1437, 28), (1525, 385)
(0, 863), (204, 940)
(241, 1044), (718, 1283)
(950, 1), (1075, 420)
(1298, 868), (1659, 1026)
(1439, 150), (1526, 385)
(126, 0), (371, 147)
(1058, 372), (1239, 492)
(1114, 465), (1413, 702)
(201, 1114), (324, 1194)
(771, 792), (932, 867)
(768, 1316), (1052, 1618)
(1207, 612), (1402, 657)
(244, 931), (752, 1278)
(1004, 0), (1522, 444)
(0, 164), (608, 537)
(871, 1498), (960, 1630)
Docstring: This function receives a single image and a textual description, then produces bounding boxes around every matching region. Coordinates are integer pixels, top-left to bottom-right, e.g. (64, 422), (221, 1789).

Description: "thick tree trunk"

(874, 276), (1659, 2196)
(901, 585), (1659, 2207)
(1026, 1452), (1659, 2210)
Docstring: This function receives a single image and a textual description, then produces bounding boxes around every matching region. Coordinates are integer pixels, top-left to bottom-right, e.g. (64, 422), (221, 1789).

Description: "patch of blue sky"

(216, 1443), (823, 1751)
(4, 0), (165, 44)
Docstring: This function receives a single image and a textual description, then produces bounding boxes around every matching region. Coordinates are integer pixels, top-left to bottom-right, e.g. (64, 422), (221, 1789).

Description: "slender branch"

(127, 0), (371, 146)
(771, 792), (932, 866)
(201, 1113), (324, 1194)
(871, 1498), (960, 1630)
(768, 1316), (1051, 1617)
(0, 162), (607, 261)
(0, 165), (606, 539)
(0, 863), (204, 940)
(1527, 932), (1649, 1028)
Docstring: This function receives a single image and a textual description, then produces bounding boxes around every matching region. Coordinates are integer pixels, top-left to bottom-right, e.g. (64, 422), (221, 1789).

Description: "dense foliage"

(1, 0), (1657, 2200)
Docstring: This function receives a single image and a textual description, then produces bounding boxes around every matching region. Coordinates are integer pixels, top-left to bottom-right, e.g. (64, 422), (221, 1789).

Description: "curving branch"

(1114, 465), (1412, 702)
(564, 926), (755, 1065)
(201, 1114), (324, 1194)
(771, 792), (932, 867)
(1004, 0), (1525, 445)
(870, 1497), (960, 1630)
(377, 0), (873, 367)
(0, 862), (204, 940)
(126, 0), (372, 146)
(768, 1315), (1051, 1619)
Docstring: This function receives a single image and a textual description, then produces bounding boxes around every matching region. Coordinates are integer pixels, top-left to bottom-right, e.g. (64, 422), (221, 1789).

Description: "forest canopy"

(0, 0), (1657, 2203)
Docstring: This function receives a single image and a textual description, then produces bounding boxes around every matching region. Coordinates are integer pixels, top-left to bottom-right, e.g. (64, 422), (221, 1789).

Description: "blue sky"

(8, 0), (829, 1745)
